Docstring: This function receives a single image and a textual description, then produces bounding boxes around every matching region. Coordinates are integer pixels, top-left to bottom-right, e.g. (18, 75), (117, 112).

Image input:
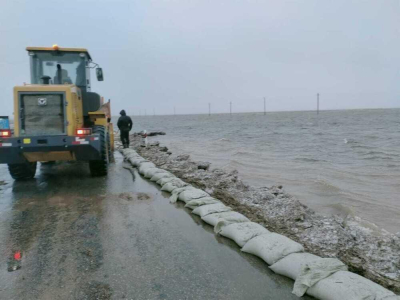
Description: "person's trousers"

(120, 130), (130, 147)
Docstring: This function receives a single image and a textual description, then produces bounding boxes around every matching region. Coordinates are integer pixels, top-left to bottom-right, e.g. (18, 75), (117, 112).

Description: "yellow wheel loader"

(0, 45), (114, 179)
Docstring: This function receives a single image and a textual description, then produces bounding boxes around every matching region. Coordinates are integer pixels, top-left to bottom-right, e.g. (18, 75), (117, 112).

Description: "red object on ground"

(14, 252), (21, 260)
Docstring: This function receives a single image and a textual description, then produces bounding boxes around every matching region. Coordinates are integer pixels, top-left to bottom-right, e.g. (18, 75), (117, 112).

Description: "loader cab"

(26, 46), (104, 119)
(27, 46), (93, 92)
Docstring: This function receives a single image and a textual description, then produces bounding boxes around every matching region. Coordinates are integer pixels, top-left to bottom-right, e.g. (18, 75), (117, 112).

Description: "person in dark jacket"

(117, 110), (133, 148)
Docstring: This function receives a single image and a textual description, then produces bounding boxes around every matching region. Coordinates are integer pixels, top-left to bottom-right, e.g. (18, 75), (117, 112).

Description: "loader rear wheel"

(8, 162), (37, 180)
(89, 125), (109, 177)
(107, 132), (112, 162)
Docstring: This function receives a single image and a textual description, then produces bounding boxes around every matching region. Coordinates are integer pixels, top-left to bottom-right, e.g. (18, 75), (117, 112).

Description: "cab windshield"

(30, 51), (88, 87)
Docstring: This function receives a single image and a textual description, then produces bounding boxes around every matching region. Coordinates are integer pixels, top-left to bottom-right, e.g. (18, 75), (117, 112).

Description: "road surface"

(0, 152), (311, 300)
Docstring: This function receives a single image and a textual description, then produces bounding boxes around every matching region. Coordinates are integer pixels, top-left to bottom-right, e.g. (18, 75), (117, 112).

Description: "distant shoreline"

(115, 107), (400, 118)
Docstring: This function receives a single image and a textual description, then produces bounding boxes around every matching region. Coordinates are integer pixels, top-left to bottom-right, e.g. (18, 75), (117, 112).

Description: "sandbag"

(293, 258), (348, 297)
(138, 162), (156, 174)
(150, 172), (174, 182)
(170, 186), (196, 203)
(128, 157), (148, 167)
(219, 222), (270, 247)
(192, 203), (231, 217)
(161, 179), (188, 192)
(269, 252), (321, 280)
(143, 168), (166, 179)
(306, 271), (396, 300)
(201, 211), (249, 227)
(178, 189), (210, 203)
(157, 176), (177, 186)
(184, 197), (221, 210)
(241, 233), (304, 265)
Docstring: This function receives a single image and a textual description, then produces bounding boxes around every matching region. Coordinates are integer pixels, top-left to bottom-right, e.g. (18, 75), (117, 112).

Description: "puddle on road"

(118, 192), (152, 202)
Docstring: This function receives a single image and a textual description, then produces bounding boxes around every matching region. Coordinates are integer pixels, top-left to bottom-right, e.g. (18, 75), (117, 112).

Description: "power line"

(264, 97), (266, 116)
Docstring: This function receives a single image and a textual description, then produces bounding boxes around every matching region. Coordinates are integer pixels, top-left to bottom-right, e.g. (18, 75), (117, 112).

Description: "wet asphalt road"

(0, 152), (311, 300)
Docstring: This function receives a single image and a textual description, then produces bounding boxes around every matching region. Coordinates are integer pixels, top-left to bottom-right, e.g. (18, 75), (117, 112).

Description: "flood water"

(125, 108), (400, 234)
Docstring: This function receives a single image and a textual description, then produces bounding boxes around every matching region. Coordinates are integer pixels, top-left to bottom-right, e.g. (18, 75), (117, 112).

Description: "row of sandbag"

(122, 149), (399, 300)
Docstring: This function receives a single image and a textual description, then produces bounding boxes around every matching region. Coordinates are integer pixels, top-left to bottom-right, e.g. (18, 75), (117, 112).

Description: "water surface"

(122, 109), (400, 233)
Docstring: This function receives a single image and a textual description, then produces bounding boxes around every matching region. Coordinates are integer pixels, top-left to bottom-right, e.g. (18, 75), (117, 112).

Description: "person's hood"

(120, 110), (126, 116)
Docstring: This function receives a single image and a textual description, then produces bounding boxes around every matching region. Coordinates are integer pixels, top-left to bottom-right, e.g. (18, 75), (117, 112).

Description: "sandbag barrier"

(121, 148), (400, 300)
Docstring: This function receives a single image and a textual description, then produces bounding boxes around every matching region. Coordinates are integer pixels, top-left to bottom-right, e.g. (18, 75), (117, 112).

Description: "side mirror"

(96, 68), (104, 81)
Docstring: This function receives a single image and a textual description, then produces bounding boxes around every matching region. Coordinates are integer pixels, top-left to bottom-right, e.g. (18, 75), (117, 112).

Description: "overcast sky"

(0, 0), (399, 116)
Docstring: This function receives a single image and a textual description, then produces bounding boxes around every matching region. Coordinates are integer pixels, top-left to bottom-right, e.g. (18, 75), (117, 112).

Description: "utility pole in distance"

(208, 103), (211, 116)
(317, 93), (320, 114)
(230, 102), (232, 116)
(174, 106), (176, 116)
(264, 97), (266, 116)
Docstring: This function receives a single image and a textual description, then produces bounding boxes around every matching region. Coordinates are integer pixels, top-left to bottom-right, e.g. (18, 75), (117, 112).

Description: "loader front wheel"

(8, 162), (37, 180)
(89, 126), (109, 177)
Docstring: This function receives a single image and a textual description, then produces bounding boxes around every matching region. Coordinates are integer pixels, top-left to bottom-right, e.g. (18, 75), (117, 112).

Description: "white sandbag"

(192, 203), (231, 217)
(161, 179), (188, 192)
(128, 157), (147, 167)
(150, 172), (174, 182)
(219, 222), (270, 247)
(140, 167), (157, 176)
(269, 252), (321, 280)
(143, 168), (166, 179)
(178, 189), (210, 203)
(201, 211), (249, 227)
(122, 149), (137, 158)
(138, 161), (155, 168)
(184, 197), (221, 210)
(169, 186), (196, 203)
(241, 233), (304, 265)
(293, 258), (348, 297)
(157, 176), (177, 186)
(306, 271), (396, 300)
(138, 162), (156, 174)
(214, 216), (253, 233)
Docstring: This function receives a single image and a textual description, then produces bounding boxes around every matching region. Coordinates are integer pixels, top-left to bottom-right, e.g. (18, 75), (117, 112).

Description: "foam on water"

(116, 108), (400, 233)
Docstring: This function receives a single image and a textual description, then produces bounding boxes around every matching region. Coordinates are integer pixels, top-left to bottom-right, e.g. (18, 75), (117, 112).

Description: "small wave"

(225, 159), (248, 167)
(327, 203), (356, 217)
(364, 155), (393, 161)
(343, 138), (358, 144)
(218, 138), (231, 142)
(362, 150), (398, 161)
(350, 144), (372, 149)
(295, 157), (323, 163)
(314, 178), (342, 193)
(232, 150), (258, 158)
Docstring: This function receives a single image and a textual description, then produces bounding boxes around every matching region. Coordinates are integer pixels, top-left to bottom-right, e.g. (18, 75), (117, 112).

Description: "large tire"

(8, 162), (37, 180)
(107, 132), (113, 162)
(89, 125), (109, 177)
